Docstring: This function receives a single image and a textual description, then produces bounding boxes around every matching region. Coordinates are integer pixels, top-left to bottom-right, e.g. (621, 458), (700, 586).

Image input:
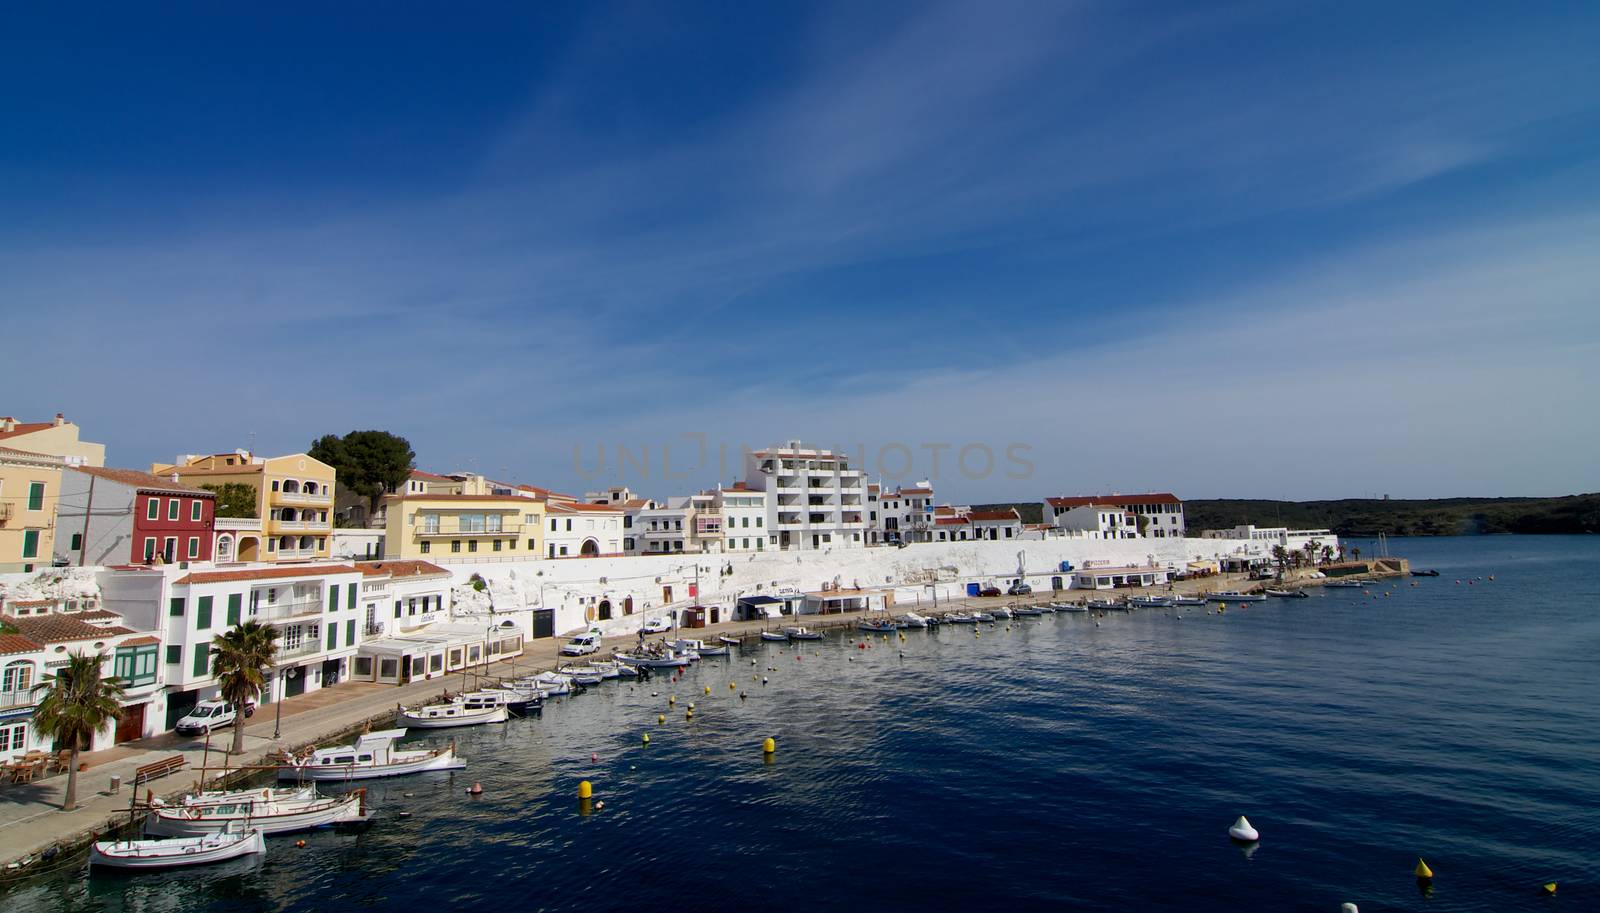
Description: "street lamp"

(272, 667), (298, 740)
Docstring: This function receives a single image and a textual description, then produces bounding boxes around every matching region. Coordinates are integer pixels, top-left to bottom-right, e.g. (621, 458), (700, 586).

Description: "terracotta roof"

(409, 469), (456, 481)
(2, 614), (135, 643)
(74, 609), (121, 622)
(355, 559), (450, 579)
(383, 494), (532, 504)
(0, 420), (55, 441)
(0, 445), (63, 464)
(935, 517), (969, 526)
(118, 635), (161, 647)
(71, 466), (216, 496)
(175, 564), (359, 584)
(0, 634), (43, 655)
(518, 484), (579, 501)
(6, 599), (54, 608)
(615, 498), (652, 510)
(547, 501), (623, 514)
(163, 464), (263, 476)
(933, 506), (957, 516)
(966, 510), (1020, 522)
(895, 487), (933, 496)
(722, 482), (755, 492)
(1046, 493), (1181, 508)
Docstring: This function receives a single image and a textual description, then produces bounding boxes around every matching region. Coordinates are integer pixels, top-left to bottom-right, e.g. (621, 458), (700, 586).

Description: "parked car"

(561, 630), (602, 656)
(174, 699), (254, 737)
(641, 617), (672, 634)
(1007, 582), (1033, 596)
(977, 586), (1002, 598)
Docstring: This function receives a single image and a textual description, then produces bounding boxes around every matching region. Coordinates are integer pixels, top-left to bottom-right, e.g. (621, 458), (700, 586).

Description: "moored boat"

(1129, 596), (1172, 608)
(1265, 588), (1310, 599)
(898, 612), (930, 628)
(1012, 605), (1044, 617)
(1411, 569), (1440, 577)
(146, 786), (366, 837)
(970, 612), (996, 623)
(277, 729), (464, 781)
(785, 627), (823, 640)
(943, 612), (976, 624)
(614, 648), (698, 668)
(717, 635), (742, 646)
(990, 607), (1014, 620)
(668, 638), (729, 657)
(760, 630), (789, 642)
(1085, 599), (1123, 611)
(858, 620), (897, 633)
(1171, 596), (1206, 606)
(1323, 580), (1364, 588)
(397, 694), (508, 729)
(1206, 591), (1267, 603)
(91, 824), (265, 871)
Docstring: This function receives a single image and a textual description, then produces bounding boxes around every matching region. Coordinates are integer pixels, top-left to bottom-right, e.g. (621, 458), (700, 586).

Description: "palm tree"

(1321, 544), (1334, 565)
(211, 621), (279, 755)
(1304, 540), (1321, 568)
(31, 652), (124, 811)
(1271, 545), (1290, 581)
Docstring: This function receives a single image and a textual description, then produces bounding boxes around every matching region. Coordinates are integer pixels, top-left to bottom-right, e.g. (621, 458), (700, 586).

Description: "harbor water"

(5, 535), (1597, 912)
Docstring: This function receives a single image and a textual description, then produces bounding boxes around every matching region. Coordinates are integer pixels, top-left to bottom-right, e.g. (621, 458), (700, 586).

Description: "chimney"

(54, 413), (66, 426)
(0, 417), (14, 432)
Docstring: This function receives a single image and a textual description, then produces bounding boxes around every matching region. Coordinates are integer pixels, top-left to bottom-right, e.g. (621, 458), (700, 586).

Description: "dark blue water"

(7, 536), (1598, 912)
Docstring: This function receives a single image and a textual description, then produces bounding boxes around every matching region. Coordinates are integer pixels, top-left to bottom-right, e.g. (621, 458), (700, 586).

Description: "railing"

(274, 491), (332, 505)
(213, 517), (260, 530)
(0, 690), (37, 710)
(250, 599), (324, 622)
(274, 547), (325, 559)
(277, 639), (323, 660)
(270, 519), (328, 531)
(414, 522), (522, 538)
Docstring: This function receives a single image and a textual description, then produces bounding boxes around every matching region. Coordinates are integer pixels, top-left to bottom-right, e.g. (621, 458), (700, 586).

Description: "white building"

(870, 481), (935, 545)
(1044, 493), (1185, 538)
(351, 558), (523, 686)
(1051, 504), (1138, 539)
(743, 442), (868, 551)
(544, 501), (626, 558)
(965, 508), (1024, 542)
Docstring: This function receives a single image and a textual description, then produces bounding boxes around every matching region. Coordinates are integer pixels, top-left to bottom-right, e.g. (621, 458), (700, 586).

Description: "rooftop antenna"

(247, 431), (256, 454)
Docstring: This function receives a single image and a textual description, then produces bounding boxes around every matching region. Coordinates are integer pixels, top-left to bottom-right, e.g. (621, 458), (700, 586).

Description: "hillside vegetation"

(972, 495), (1600, 536)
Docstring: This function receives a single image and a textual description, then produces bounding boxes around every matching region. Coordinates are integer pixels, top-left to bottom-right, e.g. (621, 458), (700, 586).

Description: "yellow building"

(0, 413), (106, 467)
(0, 446), (65, 572)
(382, 493), (544, 561)
(153, 450), (337, 562)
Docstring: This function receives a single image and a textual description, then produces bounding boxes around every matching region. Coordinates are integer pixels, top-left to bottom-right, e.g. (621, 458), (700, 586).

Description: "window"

(168, 498), (180, 521)
(328, 584), (339, 612)
(196, 595), (213, 629)
(550, 519), (557, 531)
(21, 530), (39, 559)
(0, 723), (28, 754)
(346, 619), (356, 645)
(163, 537), (176, 561)
(70, 532), (82, 550)
(327, 625), (338, 650)
(452, 540), (461, 553)
(193, 647), (210, 678)
(756, 517), (763, 527)
(348, 584), (357, 610)
(527, 539), (536, 551)
(187, 536), (200, 558)
(420, 541), (430, 554)
(1, 661), (33, 697)
(169, 597), (185, 617)
(493, 539), (502, 552)
(227, 593), (242, 626)
(394, 600), (402, 619)
(113, 646), (158, 687)
(166, 645), (181, 665)
(27, 482), (45, 511)
(191, 500), (203, 522)
(144, 539), (156, 561)
(468, 540), (478, 552)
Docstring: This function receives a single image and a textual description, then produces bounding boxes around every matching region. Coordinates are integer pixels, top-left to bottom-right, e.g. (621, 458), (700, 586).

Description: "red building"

(56, 467), (217, 565)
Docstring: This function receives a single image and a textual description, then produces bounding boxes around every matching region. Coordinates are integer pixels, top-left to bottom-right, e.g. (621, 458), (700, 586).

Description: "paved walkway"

(0, 568), (1387, 872)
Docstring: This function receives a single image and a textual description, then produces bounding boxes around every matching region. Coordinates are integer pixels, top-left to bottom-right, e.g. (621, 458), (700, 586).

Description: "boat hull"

(146, 793), (364, 837)
(279, 748), (464, 781)
(91, 830), (265, 870)
(397, 705), (508, 729)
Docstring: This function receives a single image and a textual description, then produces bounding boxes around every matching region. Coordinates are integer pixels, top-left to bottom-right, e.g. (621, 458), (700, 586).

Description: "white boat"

(474, 685), (543, 713)
(785, 627), (823, 640)
(970, 612), (996, 623)
(1207, 591), (1267, 603)
(1265, 588), (1310, 599)
(1060, 604), (1089, 613)
(277, 729), (464, 781)
(614, 649), (698, 668)
(899, 612), (930, 628)
(717, 635), (742, 646)
(91, 824), (265, 871)
(1085, 599), (1124, 610)
(760, 630), (790, 642)
(990, 607), (1014, 620)
(528, 671), (577, 694)
(146, 786), (366, 837)
(589, 659), (633, 678)
(1324, 580), (1364, 588)
(1033, 604), (1057, 614)
(559, 664), (607, 686)
(668, 638), (729, 657)
(1129, 596), (1172, 608)
(1171, 596), (1206, 606)
(397, 694), (509, 729)
(943, 612), (977, 624)
(858, 620), (897, 633)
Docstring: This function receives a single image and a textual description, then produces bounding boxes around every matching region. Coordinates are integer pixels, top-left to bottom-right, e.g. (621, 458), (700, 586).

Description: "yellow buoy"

(1542, 882), (1557, 895)
(578, 780), (593, 799)
(1414, 858), (1433, 879)
(704, 685), (711, 695)
(642, 733), (650, 745)
(668, 696), (676, 705)
(658, 713), (665, 724)
(685, 710), (693, 719)
(762, 737), (776, 754)
(729, 682), (737, 690)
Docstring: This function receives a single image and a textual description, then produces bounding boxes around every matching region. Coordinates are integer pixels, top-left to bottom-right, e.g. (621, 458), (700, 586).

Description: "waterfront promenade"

(0, 566), (1396, 874)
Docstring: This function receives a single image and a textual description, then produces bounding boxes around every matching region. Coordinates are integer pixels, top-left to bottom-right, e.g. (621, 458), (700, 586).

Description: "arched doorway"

(237, 536), (259, 562)
(580, 538), (599, 557)
(623, 596), (634, 616)
(598, 599), (612, 621)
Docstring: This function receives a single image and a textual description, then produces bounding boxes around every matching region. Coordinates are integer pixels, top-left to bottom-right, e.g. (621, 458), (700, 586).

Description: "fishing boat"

(990, 607), (1014, 620)
(668, 638), (729, 657)
(858, 620), (897, 633)
(1129, 596), (1172, 608)
(899, 612), (930, 628)
(589, 659), (634, 678)
(1060, 604), (1089, 613)
(1265, 588), (1310, 599)
(760, 630), (789, 642)
(146, 786), (367, 837)
(559, 664), (607, 686)
(1012, 605), (1044, 616)
(1411, 569), (1440, 577)
(277, 730), (464, 781)
(717, 635), (742, 646)
(1206, 591), (1267, 603)
(91, 823), (265, 871)
(785, 627), (823, 640)
(1324, 580), (1364, 588)
(474, 685), (543, 714)
(1171, 596), (1206, 606)
(1085, 599), (1123, 611)
(970, 612), (996, 623)
(614, 648), (698, 668)
(397, 694), (508, 729)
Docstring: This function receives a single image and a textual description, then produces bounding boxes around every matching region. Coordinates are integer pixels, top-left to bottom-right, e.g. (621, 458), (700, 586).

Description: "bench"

(133, 755), (186, 787)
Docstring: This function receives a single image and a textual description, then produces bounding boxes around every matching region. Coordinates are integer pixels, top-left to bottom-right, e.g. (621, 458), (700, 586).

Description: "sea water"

(6, 535), (1597, 912)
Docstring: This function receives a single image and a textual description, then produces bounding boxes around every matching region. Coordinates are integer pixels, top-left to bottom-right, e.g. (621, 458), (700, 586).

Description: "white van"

(174, 698), (254, 737)
(561, 630), (602, 656)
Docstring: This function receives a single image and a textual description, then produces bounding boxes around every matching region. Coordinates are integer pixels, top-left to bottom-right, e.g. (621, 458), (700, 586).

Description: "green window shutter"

(166, 645), (181, 665)
(327, 625), (338, 650)
(147, 498), (159, 520)
(169, 596), (185, 616)
(345, 619), (355, 645)
(194, 647), (210, 678)
(191, 500), (202, 522)
(28, 482), (45, 511)
(168, 499), (179, 521)
(70, 533), (82, 550)
(227, 594), (241, 626)
(196, 596), (213, 630)
(347, 584), (356, 610)
(327, 584), (339, 612)
(21, 530), (39, 559)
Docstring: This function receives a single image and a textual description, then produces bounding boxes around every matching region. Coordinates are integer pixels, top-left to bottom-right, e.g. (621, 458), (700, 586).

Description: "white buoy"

(1228, 815), (1260, 842)
(1340, 904), (1359, 913)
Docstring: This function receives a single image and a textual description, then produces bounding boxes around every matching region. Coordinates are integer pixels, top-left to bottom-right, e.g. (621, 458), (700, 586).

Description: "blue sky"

(4, 2), (1598, 501)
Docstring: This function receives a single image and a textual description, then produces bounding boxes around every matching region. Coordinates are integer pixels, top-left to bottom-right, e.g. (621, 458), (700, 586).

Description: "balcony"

(213, 517), (261, 532)
(274, 547), (324, 560)
(414, 521), (522, 538)
(270, 519), (329, 532)
(251, 599), (324, 622)
(273, 490), (333, 505)
(0, 690), (37, 710)
(277, 639), (324, 660)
